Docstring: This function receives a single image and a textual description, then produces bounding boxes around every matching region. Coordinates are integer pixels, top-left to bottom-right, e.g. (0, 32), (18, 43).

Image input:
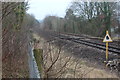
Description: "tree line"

(42, 1), (120, 37)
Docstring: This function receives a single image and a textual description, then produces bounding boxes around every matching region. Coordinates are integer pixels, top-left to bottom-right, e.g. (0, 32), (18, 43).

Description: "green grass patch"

(33, 49), (43, 75)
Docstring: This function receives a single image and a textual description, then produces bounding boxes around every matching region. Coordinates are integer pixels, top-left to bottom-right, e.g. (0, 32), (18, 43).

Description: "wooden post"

(33, 49), (43, 77)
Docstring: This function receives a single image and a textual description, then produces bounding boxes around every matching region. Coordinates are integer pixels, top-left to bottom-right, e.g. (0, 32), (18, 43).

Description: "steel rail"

(56, 35), (120, 54)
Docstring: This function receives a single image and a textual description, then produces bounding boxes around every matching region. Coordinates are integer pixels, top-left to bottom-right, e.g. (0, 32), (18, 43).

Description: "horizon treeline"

(41, 1), (120, 37)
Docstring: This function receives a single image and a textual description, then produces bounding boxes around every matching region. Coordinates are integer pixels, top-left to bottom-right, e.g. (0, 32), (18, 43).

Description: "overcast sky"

(27, 0), (72, 20)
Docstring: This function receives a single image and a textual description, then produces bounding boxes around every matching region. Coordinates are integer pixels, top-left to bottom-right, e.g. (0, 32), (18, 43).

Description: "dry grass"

(32, 33), (118, 78)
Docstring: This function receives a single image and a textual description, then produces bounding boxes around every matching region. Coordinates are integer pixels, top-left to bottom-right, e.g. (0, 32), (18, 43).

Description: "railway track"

(37, 29), (120, 55)
(37, 30), (120, 74)
(57, 33), (120, 72)
(54, 33), (120, 55)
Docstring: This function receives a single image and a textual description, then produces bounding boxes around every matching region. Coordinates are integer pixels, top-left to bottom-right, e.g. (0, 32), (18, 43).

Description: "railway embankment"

(31, 32), (119, 78)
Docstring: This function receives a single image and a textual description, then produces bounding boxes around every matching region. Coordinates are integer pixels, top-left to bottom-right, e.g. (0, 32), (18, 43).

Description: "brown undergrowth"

(32, 33), (118, 78)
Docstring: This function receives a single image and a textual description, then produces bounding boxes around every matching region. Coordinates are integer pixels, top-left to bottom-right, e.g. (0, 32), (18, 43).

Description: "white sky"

(27, 0), (72, 20)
